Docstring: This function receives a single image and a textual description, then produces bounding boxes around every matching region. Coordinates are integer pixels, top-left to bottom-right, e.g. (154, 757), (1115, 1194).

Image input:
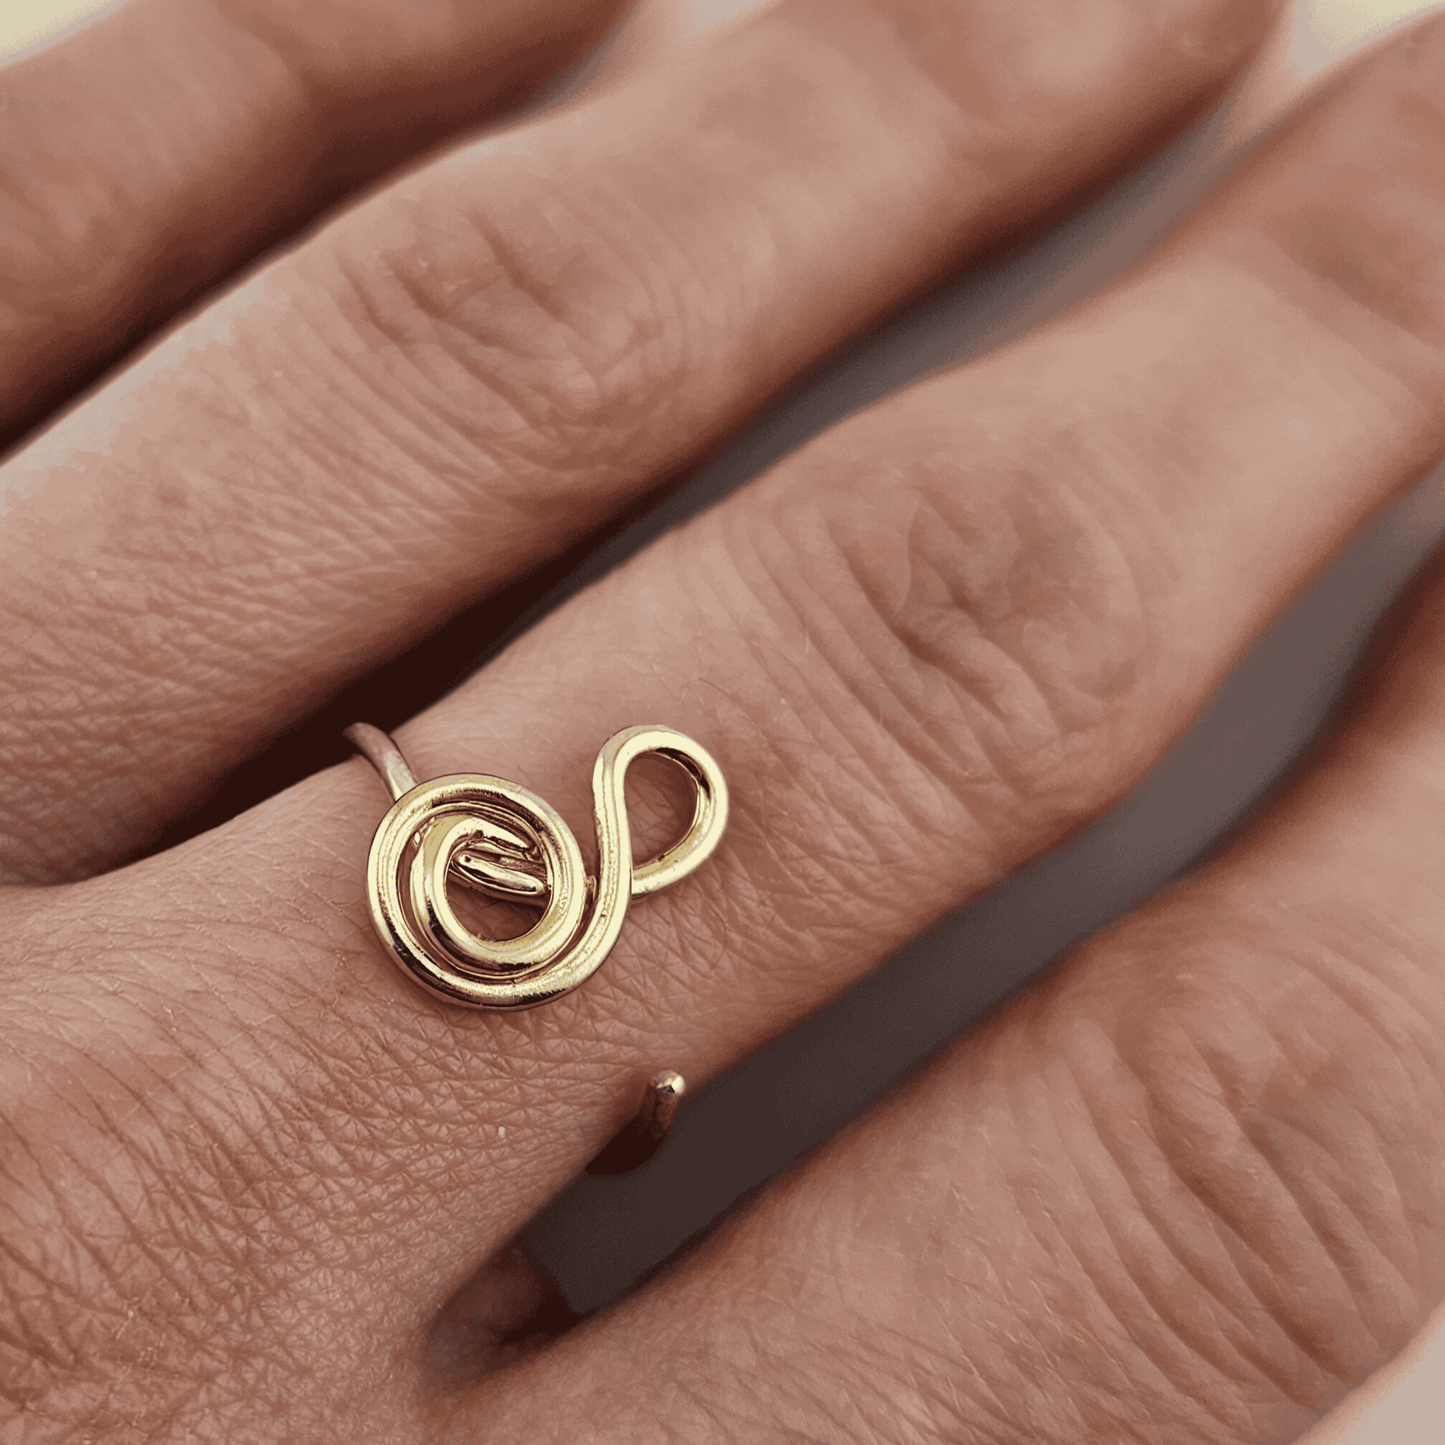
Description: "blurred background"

(2, 0), (1442, 1440)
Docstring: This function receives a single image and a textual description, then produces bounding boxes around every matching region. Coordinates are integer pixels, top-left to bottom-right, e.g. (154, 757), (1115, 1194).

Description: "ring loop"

(346, 724), (728, 1010)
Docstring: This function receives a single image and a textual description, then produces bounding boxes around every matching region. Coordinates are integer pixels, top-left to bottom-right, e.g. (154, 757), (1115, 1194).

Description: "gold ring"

(345, 723), (729, 1011)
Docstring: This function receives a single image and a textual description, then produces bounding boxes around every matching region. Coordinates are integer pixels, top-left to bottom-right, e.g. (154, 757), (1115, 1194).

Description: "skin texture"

(3, 0), (1445, 1442)
(0, 0), (632, 437)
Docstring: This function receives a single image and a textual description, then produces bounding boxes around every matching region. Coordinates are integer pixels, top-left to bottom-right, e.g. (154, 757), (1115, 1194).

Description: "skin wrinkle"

(803, 349), (1161, 809)
(319, 244), (620, 484)
(0, 1167), (196, 1412)
(1224, 948), (1433, 1270)
(1045, 1035), (1313, 1425)
(1210, 885), (1445, 1138)
(1126, 1019), (1387, 1388)
(775, 467), (1126, 841)
(583, 878), (1433, 1445)
(464, 215), (582, 335)
(995, 461), (1161, 723)
(1283, 904), (1445, 1097)
(704, 544), (847, 768)
(728, 501), (1002, 854)
(1, 1001), (406, 1429)
(336, 136), (705, 479)
(826, 498), (1057, 821)
(463, 178), (685, 385)
(251, 288), (521, 521)
(203, 370), (425, 533)
(1020, 1048), (1255, 1433)
(834, 493), (1078, 797)
(1234, 1107), (1415, 1349)
(10, 563), (284, 765)
(1271, 1073), (1439, 1308)
(889, 497), (1058, 730)
(748, 1136), (989, 1441)
(459, 679), (1445, 1445)
(739, 646), (935, 878)
(9, 115), (687, 843)
(1070, 1019), (1345, 1411)
(56, 1050), (306, 1273)
(660, 1315), (799, 1445)
(1011, 1034), (1294, 1427)
(1304, 1095), (1423, 1293)
(207, 352), (463, 542)
(1184, 1017), (1425, 1343)
(802, 1307), (1022, 1444)
(793, 1351), (903, 1444)
(683, 524), (950, 877)
(1227, 943), (1437, 1281)
(171, 400), (443, 596)
(966, 1078), (1205, 1442)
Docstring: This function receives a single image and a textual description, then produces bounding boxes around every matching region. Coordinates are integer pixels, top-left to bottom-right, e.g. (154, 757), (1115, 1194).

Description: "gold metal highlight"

(345, 723), (728, 1010)
(587, 1070), (686, 1174)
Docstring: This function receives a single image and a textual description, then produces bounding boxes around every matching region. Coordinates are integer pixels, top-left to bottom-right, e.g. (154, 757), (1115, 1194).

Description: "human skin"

(3, 0), (1445, 1440)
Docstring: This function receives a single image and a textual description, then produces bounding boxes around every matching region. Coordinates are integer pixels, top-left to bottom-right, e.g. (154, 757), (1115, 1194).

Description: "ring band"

(345, 723), (729, 1011)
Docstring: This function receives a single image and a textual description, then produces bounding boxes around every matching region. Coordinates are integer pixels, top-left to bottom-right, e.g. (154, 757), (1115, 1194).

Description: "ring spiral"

(361, 725), (728, 1009)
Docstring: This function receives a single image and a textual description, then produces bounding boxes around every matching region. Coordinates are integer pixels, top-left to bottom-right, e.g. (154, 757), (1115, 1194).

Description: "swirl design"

(353, 725), (728, 1009)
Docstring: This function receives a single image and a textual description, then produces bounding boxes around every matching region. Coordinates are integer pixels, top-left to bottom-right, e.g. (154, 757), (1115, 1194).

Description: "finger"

(0, 0), (1279, 880)
(462, 546), (1445, 1445)
(0, 0), (626, 439)
(9, 11), (1445, 1423)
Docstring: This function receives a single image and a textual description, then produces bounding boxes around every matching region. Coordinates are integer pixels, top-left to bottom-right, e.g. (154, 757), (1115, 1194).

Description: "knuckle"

(1045, 898), (1445, 1428)
(862, 0), (1271, 143)
(305, 170), (681, 516)
(1241, 12), (1445, 402)
(736, 430), (1156, 853)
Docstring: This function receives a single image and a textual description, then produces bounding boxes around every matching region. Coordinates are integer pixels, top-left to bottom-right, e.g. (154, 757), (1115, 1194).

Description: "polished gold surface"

(345, 724), (728, 1010)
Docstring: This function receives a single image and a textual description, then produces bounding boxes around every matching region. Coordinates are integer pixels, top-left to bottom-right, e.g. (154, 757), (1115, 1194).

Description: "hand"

(2, 0), (1444, 1440)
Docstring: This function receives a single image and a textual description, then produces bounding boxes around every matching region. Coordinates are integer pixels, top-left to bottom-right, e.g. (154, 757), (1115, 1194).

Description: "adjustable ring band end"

(586, 1070), (686, 1175)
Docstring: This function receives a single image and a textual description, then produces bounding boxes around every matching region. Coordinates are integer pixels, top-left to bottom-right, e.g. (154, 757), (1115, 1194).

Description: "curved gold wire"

(345, 724), (728, 1010)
